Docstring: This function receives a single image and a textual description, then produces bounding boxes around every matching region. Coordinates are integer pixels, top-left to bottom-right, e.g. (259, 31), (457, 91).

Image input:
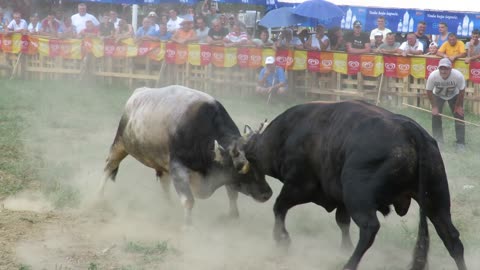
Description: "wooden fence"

(2, 50), (480, 115)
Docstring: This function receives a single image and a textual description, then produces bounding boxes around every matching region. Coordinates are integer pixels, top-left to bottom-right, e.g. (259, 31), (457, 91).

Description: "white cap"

(438, 58), (452, 68)
(265, 56), (275, 65)
(373, 30), (383, 37)
(148, 11), (157, 17)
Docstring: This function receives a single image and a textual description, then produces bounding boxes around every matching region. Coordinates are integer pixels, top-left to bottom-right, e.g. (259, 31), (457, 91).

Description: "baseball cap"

(353, 20), (362, 27)
(148, 11), (157, 17)
(429, 42), (438, 48)
(374, 30), (383, 37)
(438, 58), (452, 68)
(265, 56), (275, 65)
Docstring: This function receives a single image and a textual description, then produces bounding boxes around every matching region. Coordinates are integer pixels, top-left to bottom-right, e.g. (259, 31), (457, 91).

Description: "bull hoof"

(275, 233), (291, 249)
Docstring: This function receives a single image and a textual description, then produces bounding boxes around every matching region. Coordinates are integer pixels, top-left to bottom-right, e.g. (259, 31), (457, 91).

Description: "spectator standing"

(158, 23), (172, 41)
(274, 28), (303, 50)
(375, 32), (400, 54)
(252, 29), (273, 47)
(207, 19), (228, 45)
(369, 16), (391, 42)
(166, 9), (183, 34)
(171, 17), (197, 44)
(201, 0), (219, 27)
(256, 56), (287, 96)
(436, 22), (449, 48)
(305, 24), (330, 51)
(60, 17), (77, 39)
(425, 58), (466, 151)
(78, 20), (99, 38)
(114, 18), (133, 42)
(71, 3), (99, 34)
(147, 11), (160, 31)
(328, 26), (345, 51)
(414, 21), (430, 54)
(465, 29), (480, 64)
(370, 30), (384, 50)
(109, 10), (121, 29)
(436, 33), (466, 63)
(136, 17), (159, 41)
(396, 33), (424, 56)
(99, 14), (115, 38)
(426, 42), (439, 55)
(223, 23), (249, 47)
(39, 11), (61, 37)
(7, 12), (27, 34)
(27, 14), (40, 34)
(344, 20), (370, 54)
(195, 17), (209, 43)
(0, 8), (9, 32)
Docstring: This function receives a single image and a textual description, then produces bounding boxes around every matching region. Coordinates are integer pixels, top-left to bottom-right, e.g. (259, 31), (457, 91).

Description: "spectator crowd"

(0, 2), (479, 61)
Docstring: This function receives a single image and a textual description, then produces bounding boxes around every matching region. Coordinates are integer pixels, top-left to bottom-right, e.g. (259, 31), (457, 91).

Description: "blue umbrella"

(292, 0), (344, 21)
(259, 7), (308, 28)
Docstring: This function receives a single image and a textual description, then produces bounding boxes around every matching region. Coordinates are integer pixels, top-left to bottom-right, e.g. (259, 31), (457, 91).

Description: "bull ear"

(243, 125), (254, 136)
(213, 140), (226, 163)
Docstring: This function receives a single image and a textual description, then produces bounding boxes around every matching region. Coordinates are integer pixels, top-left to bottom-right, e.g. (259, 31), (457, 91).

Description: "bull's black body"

(244, 100), (467, 270)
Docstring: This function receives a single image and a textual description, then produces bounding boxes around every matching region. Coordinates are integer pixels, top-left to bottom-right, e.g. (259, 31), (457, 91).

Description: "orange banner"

(211, 46), (225, 67)
(1, 33), (22, 53)
(396, 56), (411, 78)
(320, 52), (334, 73)
(248, 47), (262, 69)
(360, 55), (375, 77)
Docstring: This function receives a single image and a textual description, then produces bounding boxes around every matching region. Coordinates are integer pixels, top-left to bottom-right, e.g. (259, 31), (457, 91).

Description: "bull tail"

(400, 120), (431, 270)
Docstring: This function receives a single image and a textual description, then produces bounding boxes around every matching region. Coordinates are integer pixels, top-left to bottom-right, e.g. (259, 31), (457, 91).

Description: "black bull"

(243, 101), (467, 270)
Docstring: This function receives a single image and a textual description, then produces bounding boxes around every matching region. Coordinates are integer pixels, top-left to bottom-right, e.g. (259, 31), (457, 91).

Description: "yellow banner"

(333, 52), (347, 74)
(292, 50), (307, 71)
(188, 44), (201, 66)
(262, 48), (275, 67)
(38, 37), (50, 56)
(149, 42), (165, 62)
(454, 60), (469, 80)
(91, 38), (104, 58)
(410, 57), (426, 79)
(224, 47), (237, 68)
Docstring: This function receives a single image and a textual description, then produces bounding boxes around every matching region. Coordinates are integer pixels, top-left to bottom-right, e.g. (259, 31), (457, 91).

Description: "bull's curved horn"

(239, 162), (250, 174)
(244, 125), (253, 135)
(258, 119), (269, 133)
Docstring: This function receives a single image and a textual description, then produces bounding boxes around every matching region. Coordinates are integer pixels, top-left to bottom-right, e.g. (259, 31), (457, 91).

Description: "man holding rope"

(426, 58), (466, 151)
(256, 56), (288, 102)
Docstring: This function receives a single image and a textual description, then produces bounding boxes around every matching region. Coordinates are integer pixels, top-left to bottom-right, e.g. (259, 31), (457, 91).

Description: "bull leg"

(273, 183), (312, 248)
(336, 206), (353, 251)
(427, 210), (467, 270)
(225, 184), (240, 219)
(343, 210), (380, 270)
(99, 142), (128, 197)
(170, 160), (195, 226)
(156, 171), (173, 203)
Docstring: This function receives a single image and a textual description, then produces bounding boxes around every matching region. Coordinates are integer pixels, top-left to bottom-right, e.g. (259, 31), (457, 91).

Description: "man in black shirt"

(207, 19), (228, 45)
(344, 20), (371, 54)
(415, 21), (430, 54)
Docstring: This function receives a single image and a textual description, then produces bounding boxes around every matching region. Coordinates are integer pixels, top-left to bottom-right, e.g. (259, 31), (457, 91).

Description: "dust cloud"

(4, 82), (479, 269)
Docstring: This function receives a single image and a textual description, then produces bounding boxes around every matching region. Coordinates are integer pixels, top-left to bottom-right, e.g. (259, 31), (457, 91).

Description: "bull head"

(214, 140), (250, 174)
(243, 119), (269, 139)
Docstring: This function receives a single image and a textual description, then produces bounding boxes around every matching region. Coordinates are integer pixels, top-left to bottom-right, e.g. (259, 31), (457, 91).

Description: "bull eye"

(232, 149), (239, 157)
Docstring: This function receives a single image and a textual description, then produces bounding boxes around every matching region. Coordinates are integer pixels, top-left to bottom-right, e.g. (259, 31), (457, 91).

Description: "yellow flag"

(453, 60), (469, 80)
(410, 57), (426, 79)
(188, 44), (201, 66)
(224, 47), (237, 67)
(262, 48), (275, 67)
(90, 38), (104, 58)
(333, 52), (348, 74)
(38, 37), (50, 56)
(292, 50), (307, 71)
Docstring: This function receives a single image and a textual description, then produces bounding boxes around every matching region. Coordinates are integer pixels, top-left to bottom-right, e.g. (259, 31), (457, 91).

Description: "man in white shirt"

(195, 17), (210, 43)
(369, 16), (391, 42)
(166, 9), (183, 34)
(426, 58), (466, 151)
(396, 33), (424, 56)
(7, 12), (27, 33)
(71, 3), (99, 34)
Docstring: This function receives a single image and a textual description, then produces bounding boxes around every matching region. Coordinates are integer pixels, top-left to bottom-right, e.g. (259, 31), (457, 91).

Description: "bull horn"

(213, 140), (225, 163)
(258, 119), (269, 133)
(244, 124), (253, 135)
(239, 162), (250, 174)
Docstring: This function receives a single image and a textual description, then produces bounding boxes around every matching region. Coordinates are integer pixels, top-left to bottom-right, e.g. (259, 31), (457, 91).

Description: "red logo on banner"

(104, 39), (116, 56)
(200, 45), (211, 66)
(426, 58), (440, 79)
(347, 54), (361, 75)
(469, 61), (480, 83)
(383, 55), (397, 78)
(165, 42), (177, 64)
(275, 49), (293, 69)
(50, 39), (62, 57)
(237, 47), (249, 68)
(307, 51), (321, 72)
